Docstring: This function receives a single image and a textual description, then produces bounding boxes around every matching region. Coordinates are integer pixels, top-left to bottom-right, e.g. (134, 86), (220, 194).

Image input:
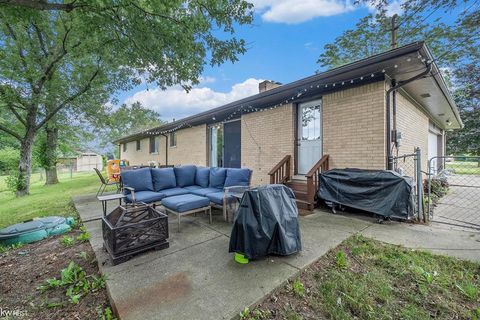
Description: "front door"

(297, 99), (322, 174)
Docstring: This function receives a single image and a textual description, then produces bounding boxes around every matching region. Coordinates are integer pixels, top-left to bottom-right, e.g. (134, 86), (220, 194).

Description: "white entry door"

(428, 132), (438, 174)
(298, 99), (322, 174)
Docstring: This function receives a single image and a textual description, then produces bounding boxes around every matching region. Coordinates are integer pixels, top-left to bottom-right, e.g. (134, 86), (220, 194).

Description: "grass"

(446, 161), (480, 175)
(0, 171), (112, 228)
(249, 235), (480, 320)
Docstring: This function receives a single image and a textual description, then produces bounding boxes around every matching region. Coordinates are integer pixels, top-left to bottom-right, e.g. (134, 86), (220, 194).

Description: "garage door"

(428, 132), (438, 174)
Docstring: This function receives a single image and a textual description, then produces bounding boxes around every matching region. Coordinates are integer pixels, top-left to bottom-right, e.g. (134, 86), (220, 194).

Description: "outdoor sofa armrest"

(224, 185), (250, 193)
(123, 186), (136, 203)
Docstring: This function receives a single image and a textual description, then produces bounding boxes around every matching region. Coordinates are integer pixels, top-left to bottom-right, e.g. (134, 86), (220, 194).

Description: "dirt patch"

(0, 229), (112, 319)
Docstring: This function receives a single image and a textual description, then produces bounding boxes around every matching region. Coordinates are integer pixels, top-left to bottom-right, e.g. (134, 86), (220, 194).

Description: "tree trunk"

(16, 130), (35, 197)
(45, 126), (59, 185)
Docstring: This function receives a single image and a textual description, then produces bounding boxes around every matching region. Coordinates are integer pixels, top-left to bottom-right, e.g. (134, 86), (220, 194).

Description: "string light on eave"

(140, 59), (420, 136)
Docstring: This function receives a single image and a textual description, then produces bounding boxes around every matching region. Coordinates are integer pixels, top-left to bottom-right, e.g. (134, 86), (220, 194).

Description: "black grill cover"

(229, 184), (302, 259)
(317, 169), (415, 219)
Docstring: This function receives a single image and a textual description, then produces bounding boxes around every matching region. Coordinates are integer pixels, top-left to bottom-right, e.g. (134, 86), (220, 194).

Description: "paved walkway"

(431, 175), (480, 231)
(74, 194), (480, 320)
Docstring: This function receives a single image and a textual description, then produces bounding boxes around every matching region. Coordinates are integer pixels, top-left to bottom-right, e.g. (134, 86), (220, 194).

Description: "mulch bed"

(0, 229), (111, 320)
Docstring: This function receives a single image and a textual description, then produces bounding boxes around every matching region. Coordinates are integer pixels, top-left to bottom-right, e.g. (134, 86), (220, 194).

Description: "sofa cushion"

(195, 167), (210, 188)
(190, 187), (222, 197)
(184, 185), (202, 191)
(151, 168), (176, 191)
(209, 167), (227, 189)
(121, 168), (153, 192)
(162, 194), (210, 213)
(159, 187), (190, 198)
(174, 165), (197, 187)
(125, 191), (164, 203)
(206, 191), (234, 205)
(224, 168), (251, 187)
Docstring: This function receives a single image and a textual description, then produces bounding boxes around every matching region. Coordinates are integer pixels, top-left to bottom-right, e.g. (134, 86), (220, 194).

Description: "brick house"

(115, 42), (461, 209)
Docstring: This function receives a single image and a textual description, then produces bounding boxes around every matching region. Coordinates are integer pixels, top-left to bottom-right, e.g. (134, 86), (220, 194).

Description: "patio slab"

(73, 194), (480, 319)
(73, 194), (372, 320)
(360, 221), (480, 262)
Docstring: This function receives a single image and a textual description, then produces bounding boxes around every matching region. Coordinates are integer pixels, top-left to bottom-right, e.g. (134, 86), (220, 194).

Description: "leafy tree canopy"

(0, 0), (253, 195)
(318, 0), (478, 69)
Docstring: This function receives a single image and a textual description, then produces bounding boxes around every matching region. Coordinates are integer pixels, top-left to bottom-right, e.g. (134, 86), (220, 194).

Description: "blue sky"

(115, 0), (403, 121)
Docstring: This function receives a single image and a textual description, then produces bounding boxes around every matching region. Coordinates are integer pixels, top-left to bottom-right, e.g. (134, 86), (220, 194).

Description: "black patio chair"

(94, 168), (120, 197)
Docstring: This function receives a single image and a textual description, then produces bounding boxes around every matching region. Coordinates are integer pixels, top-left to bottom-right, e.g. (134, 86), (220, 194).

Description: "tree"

(318, 1), (478, 69)
(98, 102), (165, 156)
(317, 0), (479, 157)
(0, 1), (253, 196)
(446, 63), (480, 158)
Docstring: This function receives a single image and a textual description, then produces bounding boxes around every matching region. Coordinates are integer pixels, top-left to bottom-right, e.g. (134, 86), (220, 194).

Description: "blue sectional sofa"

(121, 165), (252, 220)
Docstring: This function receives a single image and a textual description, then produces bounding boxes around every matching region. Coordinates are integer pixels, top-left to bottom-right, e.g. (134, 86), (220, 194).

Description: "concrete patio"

(74, 194), (480, 320)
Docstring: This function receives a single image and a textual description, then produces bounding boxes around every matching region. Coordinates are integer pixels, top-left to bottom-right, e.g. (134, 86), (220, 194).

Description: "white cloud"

(367, 0), (404, 16)
(251, 0), (355, 24)
(123, 78), (263, 121)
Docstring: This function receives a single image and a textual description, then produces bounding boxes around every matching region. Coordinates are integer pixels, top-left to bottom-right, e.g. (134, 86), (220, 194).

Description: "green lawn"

(245, 236), (480, 320)
(0, 172), (112, 228)
(446, 161), (480, 175)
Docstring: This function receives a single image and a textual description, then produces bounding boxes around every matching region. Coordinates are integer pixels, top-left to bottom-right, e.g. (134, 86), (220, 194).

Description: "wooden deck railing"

(268, 155), (291, 184)
(306, 155), (330, 208)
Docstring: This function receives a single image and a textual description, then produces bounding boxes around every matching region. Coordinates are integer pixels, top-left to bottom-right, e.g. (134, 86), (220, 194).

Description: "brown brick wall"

(168, 124), (208, 166)
(119, 137), (166, 166)
(120, 124), (207, 167)
(119, 81), (435, 180)
(323, 81), (386, 170)
(241, 105), (295, 186)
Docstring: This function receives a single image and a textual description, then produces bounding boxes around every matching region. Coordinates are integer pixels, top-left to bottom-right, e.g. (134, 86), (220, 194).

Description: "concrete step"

(293, 190), (308, 201)
(286, 181), (308, 192)
(295, 199), (314, 212)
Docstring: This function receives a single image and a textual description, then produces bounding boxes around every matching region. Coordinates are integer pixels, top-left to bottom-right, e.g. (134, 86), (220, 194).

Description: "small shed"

(58, 151), (103, 172)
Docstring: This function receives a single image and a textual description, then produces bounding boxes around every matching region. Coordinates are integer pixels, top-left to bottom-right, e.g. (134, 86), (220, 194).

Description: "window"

(209, 125), (223, 167)
(123, 143), (127, 152)
(149, 136), (159, 154)
(169, 132), (177, 147)
(136, 140), (141, 151)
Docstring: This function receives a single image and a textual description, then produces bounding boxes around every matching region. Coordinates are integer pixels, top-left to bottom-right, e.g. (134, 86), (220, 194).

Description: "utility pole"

(390, 14), (398, 49)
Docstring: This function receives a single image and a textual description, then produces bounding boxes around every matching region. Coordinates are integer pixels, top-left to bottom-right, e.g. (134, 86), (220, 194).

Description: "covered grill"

(317, 169), (415, 220)
(229, 184), (302, 260)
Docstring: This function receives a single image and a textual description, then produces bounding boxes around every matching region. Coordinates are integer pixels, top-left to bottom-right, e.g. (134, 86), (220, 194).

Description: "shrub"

(0, 147), (20, 173)
(5, 171), (27, 193)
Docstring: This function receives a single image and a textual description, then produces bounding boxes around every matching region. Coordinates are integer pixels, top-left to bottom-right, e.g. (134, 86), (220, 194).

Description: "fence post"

(415, 147), (425, 222)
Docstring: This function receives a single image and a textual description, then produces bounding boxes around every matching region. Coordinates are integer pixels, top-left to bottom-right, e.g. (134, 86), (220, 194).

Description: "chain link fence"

(427, 156), (480, 231)
(0, 165), (92, 193)
(392, 147), (424, 222)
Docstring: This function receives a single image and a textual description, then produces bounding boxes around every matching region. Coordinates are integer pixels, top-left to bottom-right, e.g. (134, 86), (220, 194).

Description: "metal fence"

(392, 147), (424, 221)
(427, 156), (480, 231)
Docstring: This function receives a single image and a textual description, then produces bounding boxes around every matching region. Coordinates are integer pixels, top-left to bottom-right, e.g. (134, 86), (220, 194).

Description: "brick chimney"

(259, 80), (282, 93)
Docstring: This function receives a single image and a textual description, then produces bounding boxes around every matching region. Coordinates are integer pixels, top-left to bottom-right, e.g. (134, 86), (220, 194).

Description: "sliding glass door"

(209, 120), (241, 168)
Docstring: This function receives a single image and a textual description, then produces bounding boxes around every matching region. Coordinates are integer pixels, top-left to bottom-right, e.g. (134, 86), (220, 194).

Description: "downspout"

(160, 133), (168, 166)
(386, 62), (432, 170)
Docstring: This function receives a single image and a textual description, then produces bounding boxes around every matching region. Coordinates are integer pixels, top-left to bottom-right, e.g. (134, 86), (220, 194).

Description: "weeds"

(97, 306), (117, 320)
(0, 242), (23, 253)
(291, 279), (305, 298)
(239, 307), (270, 320)
(456, 282), (478, 300)
(76, 231), (91, 242)
(37, 261), (107, 305)
(335, 250), (348, 269)
(60, 235), (75, 247)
